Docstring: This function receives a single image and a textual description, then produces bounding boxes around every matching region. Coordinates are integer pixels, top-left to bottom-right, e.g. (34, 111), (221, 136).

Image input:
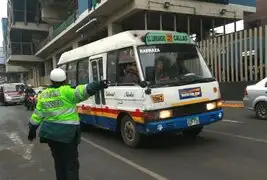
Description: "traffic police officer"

(27, 68), (108, 180)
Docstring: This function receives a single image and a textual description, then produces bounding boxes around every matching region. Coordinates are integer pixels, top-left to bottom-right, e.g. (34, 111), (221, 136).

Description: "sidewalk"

(222, 100), (244, 108)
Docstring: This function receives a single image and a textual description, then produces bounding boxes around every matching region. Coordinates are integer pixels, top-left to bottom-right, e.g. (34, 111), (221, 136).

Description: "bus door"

(89, 55), (106, 127)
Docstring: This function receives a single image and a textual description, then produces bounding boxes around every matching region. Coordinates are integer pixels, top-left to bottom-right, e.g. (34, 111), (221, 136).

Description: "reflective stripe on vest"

(43, 120), (80, 125)
(30, 118), (40, 125)
(34, 109), (44, 118)
(35, 107), (77, 118)
(74, 85), (88, 101)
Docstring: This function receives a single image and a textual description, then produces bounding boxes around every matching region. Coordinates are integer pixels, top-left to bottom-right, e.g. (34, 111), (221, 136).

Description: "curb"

(222, 101), (244, 108)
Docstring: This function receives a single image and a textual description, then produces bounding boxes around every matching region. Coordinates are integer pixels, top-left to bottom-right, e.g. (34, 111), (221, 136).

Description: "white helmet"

(50, 68), (67, 82)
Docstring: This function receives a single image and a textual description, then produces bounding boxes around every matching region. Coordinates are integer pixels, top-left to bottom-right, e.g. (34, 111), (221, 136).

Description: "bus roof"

(58, 30), (194, 66)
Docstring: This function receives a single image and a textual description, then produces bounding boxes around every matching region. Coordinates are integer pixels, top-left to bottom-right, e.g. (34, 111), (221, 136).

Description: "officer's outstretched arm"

(65, 82), (104, 103)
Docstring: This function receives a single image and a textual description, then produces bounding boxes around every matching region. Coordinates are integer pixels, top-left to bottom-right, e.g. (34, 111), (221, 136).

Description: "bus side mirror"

(139, 81), (147, 88)
(145, 66), (155, 82)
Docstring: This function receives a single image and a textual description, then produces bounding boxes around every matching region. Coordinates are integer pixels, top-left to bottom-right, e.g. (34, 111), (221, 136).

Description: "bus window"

(107, 51), (117, 84)
(91, 60), (101, 104)
(77, 58), (89, 85)
(66, 62), (77, 87)
(117, 47), (140, 85)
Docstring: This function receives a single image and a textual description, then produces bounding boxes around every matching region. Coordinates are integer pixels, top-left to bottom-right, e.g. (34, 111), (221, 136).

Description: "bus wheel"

(120, 115), (141, 148)
(182, 126), (203, 138)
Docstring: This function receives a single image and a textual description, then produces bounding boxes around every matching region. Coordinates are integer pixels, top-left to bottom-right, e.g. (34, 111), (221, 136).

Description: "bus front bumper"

(138, 109), (224, 134)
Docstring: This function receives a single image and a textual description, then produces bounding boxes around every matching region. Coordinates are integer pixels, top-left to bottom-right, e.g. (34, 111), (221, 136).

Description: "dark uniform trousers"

(48, 139), (79, 180)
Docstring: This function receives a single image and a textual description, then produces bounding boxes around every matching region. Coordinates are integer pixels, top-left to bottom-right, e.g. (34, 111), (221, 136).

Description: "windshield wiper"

(180, 77), (216, 85)
(148, 77), (216, 88)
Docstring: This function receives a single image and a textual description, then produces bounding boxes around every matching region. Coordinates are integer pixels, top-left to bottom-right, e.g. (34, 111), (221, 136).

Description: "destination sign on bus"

(145, 32), (190, 45)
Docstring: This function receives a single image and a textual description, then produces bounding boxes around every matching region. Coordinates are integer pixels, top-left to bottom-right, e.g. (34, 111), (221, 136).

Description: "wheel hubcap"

(124, 121), (135, 142)
(258, 104), (267, 118)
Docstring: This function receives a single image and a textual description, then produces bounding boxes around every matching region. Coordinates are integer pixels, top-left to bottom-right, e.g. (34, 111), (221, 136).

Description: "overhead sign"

(145, 32), (190, 45)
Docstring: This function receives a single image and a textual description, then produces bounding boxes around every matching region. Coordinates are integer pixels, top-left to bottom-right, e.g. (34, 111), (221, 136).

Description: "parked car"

(0, 83), (25, 105)
(243, 77), (267, 120)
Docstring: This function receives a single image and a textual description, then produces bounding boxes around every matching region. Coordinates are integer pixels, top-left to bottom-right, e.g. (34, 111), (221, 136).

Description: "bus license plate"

(187, 117), (200, 127)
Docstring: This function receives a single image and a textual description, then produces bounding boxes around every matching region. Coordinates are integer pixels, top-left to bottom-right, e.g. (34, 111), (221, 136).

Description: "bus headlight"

(206, 102), (216, 111)
(217, 100), (223, 108)
(159, 110), (173, 119)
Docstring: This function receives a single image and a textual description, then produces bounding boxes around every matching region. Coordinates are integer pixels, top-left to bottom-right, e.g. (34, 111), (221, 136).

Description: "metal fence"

(198, 25), (267, 82)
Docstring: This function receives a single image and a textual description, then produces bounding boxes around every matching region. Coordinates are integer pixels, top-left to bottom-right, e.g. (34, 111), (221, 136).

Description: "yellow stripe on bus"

(77, 109), (144, 124)
(171, 98), (210, 107)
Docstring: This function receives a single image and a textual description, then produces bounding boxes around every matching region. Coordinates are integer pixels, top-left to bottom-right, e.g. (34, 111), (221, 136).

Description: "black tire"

(182, 126), (203, 138)
(255, 102), (267, 120)
(120, 115), (142, 148)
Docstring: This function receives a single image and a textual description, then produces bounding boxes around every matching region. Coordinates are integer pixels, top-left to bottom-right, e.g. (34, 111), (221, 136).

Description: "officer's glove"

(86, 81), (109, 96)
(100, 80), (109, 89)
(28, 123), (38, 142)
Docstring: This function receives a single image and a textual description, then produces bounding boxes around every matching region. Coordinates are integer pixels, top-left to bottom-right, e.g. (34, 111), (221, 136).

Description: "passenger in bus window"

(123, 62), (139, 84)
(155, 57), (170, 81)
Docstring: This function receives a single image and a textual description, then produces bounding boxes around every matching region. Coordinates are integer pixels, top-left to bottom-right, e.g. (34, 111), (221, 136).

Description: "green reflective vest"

(30, 83), (101, 143)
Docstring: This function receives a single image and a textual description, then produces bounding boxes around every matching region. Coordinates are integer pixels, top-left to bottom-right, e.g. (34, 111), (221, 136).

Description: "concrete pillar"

(173, 14), (177, 31)
(144, 12), (147, 30)
(212, 19), (215, 37)
(187, 16), (190, 35)
(20, 73), (23, 83)
(160, 13), (162, 30)
(36, 67), (40, 87)
(52, 56), (57, 69)
(223, 20), (226, 35)
(36, 0), (40, 25)
(24, 0), (27, 25)
(44, 60), (48, 76)
(200, 18), (203, 41)
(32, 67), (40, 87)
(108, 23), (122, 36)
(234, 21), (237, 32)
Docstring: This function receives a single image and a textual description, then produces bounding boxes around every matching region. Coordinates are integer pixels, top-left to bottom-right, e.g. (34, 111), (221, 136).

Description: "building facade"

(0, 47), (6, 83)
(244, 0), (267, 28)
(3, 0), (256, 86)
(3, 0), (49, 85)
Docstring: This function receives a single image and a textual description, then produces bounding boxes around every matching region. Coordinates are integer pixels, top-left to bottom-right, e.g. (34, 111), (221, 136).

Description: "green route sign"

(145, 32), (190, 45)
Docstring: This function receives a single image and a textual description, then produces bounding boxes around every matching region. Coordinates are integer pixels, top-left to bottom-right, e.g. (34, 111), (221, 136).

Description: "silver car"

(243, 77), (267, 120)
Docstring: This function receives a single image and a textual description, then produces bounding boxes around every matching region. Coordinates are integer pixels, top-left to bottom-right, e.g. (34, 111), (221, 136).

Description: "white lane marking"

(205, 129), (267, 144)
(82, 137), (168, 180)
(5, 132), (34, 161)
(222, 119), (243, 123)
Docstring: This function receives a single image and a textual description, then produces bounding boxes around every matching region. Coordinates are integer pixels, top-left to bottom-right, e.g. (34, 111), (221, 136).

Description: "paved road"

(0, 106), (267, 180)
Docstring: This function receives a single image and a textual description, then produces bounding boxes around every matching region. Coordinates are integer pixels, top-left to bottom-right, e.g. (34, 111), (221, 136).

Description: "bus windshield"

(138, 44), (214, 87)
